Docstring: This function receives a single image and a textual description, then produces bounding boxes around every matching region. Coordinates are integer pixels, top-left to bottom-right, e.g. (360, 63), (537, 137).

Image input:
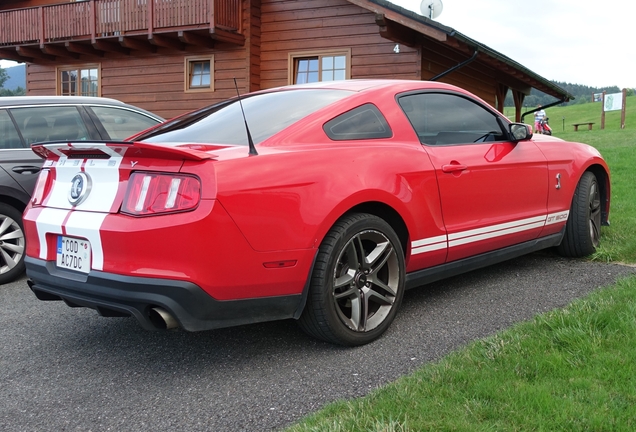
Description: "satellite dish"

(420, 0), (443, 19)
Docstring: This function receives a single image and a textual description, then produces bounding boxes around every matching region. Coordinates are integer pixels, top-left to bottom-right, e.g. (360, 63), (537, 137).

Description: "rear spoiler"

(31, 141), (218, 162)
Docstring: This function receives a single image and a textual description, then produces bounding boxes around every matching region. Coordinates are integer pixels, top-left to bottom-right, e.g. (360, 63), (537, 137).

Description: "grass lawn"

(286, 98), (636, 431)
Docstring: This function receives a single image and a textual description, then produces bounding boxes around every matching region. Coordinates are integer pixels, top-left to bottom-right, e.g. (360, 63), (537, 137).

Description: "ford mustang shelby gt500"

(23, 80), (609, 346)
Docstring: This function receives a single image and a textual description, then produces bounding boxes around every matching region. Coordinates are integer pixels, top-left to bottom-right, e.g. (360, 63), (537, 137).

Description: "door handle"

(441, 163), (467, 173)
(12, 166), (42, 175)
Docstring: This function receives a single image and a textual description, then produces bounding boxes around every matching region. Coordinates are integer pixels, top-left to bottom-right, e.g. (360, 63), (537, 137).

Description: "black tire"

(0, 203), (26, 284)
(557, 171), (601, 257)
(298, 213), (405, 346)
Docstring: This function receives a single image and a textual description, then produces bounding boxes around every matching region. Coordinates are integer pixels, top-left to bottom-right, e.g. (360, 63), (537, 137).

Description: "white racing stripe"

(34, 143), (125, 271)
(447, 216), (547, 248)
(36, 208), (70, 260)
(46, 156), (123, 212)
(411, 212), (569, 255)
(448, 220), (545, 247)
(411, 235), (448, 255)
(65, 211), (109, 271)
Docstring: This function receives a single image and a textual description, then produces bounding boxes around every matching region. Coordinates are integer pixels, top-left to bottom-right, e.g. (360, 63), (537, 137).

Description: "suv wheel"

(0, 203), (26, 284)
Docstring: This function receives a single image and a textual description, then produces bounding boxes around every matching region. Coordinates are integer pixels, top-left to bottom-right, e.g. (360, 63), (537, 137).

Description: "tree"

(0, 67), (8, 89)
(0, 86), (26, 96)
(504, 80), (626, 107)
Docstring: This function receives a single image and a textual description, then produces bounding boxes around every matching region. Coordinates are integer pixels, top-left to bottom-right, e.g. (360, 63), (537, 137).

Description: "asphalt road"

(1, 251), (634, 432)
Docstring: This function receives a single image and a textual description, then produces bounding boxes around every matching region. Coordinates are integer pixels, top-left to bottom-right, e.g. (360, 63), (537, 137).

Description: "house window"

(288, 50), (351, 85)
(57, 65), (100, 97)
(185, 56), (214, 92)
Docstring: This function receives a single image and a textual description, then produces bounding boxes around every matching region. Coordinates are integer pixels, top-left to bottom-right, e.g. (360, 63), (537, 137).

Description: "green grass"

(289, 278), (636, 432)
(548, 96), (636, 264)
(286, 99), (636, 431)
(508, 97), (636, 264)
(288, 277), (636, 431)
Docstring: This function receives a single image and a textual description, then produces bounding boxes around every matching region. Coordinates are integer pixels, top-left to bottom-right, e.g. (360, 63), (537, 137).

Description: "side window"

(398, 93), (506, 145)
(0, 109), (24, 149)
(89, 106), (159, 140)
(323, 104), (392, 140)
(10, 106), (90, 145)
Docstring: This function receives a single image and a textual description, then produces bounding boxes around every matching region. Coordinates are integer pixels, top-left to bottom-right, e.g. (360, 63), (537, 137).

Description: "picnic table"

(572, 122), (595, 131)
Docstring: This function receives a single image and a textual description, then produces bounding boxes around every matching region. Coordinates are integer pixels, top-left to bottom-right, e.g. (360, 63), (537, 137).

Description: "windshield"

(142, 89), (351, 146)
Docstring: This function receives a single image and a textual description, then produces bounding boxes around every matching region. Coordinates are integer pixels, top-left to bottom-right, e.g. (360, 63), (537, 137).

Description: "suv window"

(398, 93), (506, 145)
(90, 106), (163, 140)
(10, 106), (90, 145)
(0, 110), (23, 149)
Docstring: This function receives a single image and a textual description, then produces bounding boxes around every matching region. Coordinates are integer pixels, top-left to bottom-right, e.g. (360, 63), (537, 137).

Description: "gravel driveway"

(1, 251), (634, 431)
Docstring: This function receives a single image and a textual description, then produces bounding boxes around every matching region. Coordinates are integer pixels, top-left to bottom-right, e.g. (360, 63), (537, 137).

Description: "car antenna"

(233, 78), (258, 156)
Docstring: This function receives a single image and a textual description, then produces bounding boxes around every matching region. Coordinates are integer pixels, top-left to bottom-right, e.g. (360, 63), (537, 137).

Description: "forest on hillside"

(505, 81), (634, 107)
(0, 66), (25, 96)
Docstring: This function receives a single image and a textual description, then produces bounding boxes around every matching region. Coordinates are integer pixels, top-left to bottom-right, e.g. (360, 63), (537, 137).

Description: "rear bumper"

(26, 257), (304, 332)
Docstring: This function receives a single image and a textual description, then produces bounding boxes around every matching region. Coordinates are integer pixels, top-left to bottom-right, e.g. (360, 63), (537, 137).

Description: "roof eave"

(349, 0), (575, 102)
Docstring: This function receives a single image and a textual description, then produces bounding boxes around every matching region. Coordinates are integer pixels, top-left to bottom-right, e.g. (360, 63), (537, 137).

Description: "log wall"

(26, 44), (247, 119)
(18, 0), (502, 118)
(260, 0), (420, 88)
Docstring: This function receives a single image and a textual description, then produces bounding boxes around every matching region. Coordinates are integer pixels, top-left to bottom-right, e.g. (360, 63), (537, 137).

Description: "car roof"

(0, 95), (132, 107)
(266, 79), (465, 94)
(0, 95), (164, 120)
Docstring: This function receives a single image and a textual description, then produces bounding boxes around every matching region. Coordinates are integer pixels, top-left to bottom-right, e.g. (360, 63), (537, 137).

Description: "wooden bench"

(572, 122), (595, 131)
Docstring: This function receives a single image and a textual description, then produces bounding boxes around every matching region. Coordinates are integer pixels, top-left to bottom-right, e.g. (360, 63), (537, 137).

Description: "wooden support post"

(621, 89), (627, 129)
(39, 6), (45, 45)
(601, 91), (606, 130)
(512, 90), (524, 123)
(210, 0), (215, 32)
(148, 0), (155, 36)
(90, 0), (96, 43)
(496, 83), (508, 114)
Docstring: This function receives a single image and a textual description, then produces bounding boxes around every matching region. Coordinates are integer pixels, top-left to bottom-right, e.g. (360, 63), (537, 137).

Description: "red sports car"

(23, 80), (609, 346)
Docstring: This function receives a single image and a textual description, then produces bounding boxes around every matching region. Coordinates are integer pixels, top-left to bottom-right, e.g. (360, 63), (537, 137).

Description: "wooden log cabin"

(0, 0), (573, 120)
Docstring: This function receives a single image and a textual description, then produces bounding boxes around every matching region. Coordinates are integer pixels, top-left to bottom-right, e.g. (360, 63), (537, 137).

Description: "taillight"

(31, 169), (52, 206)
(122, 172), (201, 216)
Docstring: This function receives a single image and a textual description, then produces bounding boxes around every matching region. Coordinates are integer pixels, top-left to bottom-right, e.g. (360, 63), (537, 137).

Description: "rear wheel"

(0, 203), (26, 284)
(299, 213), (405, 346)
(557, 171), (601, 257)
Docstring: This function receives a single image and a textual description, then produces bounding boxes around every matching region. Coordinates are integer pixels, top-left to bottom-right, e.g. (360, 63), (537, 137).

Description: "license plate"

(56, 236), (91, 273)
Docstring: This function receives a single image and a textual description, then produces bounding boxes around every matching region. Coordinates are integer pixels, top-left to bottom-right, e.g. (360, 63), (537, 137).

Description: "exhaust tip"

(149, 307), (179, 330)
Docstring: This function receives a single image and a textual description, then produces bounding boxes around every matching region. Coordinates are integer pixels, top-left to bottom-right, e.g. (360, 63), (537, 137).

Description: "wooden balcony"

(0, 0), (243, 63)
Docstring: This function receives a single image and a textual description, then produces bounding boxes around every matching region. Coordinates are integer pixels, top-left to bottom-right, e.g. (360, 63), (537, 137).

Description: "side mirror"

(510, 123), (533, 142)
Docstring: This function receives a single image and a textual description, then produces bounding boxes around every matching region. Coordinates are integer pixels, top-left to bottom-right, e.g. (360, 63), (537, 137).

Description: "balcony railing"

(0, 0), (241, 46)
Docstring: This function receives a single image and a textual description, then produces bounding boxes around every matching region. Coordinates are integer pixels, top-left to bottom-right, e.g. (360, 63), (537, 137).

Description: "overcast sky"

(390, 0), (634, 89)
(1, 0), (633, 89)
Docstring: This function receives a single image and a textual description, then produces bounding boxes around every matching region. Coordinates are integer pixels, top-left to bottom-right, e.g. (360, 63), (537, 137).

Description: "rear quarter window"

(323, 104), (392, 140)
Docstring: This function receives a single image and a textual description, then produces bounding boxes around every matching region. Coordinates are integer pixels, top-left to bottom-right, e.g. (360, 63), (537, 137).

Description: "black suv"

(0, 96), (163, 284)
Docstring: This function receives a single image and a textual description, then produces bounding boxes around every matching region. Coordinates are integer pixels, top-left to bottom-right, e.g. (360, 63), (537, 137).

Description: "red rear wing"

(31, 141), (218, 162)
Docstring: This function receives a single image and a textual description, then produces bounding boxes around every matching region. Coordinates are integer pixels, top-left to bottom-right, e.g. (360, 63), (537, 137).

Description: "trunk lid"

(31, 141), (217, 213)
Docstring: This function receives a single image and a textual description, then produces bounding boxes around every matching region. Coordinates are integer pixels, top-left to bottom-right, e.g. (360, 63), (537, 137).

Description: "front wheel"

(0, 203), (26, 285)
(299, 213), (405, 346)
(557, 171), (601, 257)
